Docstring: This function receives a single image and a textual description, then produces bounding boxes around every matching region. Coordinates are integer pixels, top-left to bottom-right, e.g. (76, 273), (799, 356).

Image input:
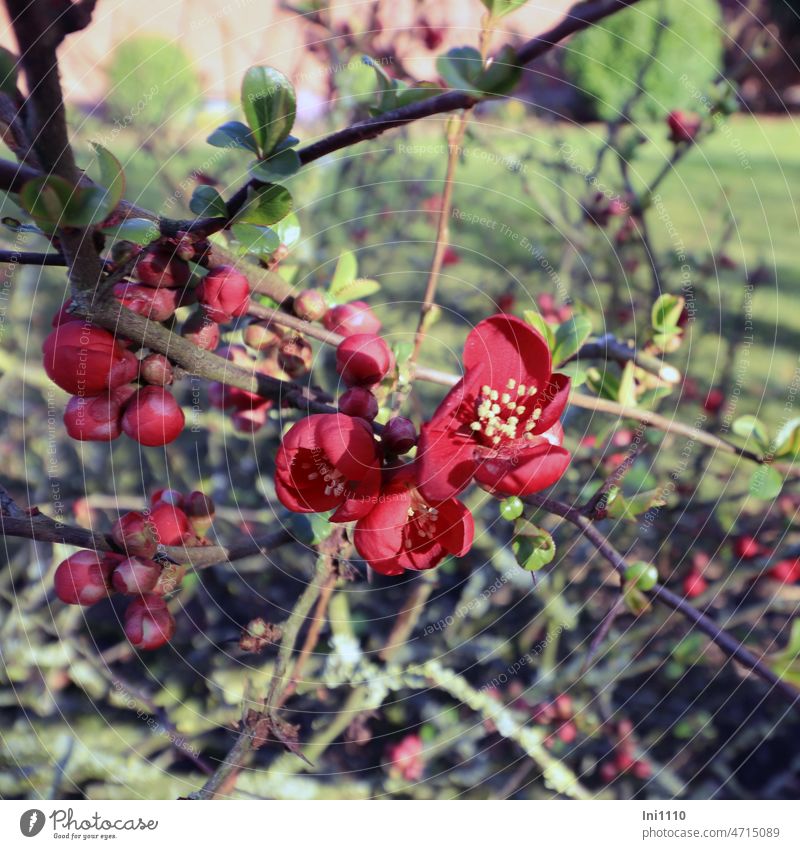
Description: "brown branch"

(524, 493), (800, 703)
(0, 510), (293, 570)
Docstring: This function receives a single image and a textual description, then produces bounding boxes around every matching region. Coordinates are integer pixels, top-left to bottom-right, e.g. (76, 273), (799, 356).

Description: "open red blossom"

(416, 314), (571, 502)
(353, 464), (473, 576)
(275, 413), (381, 522)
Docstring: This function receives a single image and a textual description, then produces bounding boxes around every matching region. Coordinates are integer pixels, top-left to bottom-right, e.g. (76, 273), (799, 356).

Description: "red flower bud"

(123, 594), (176, 650)
(683, 571), (708, 598)
(112, 511), (158, 558)
(338, 386), (379, 420)
(63, 393), (123, 441)
(667, 110), (701, 144)
(135, 247), (191, 289)
(121, 386), (185, 446)
(181, 309), (220, 351)
(323, 301), (381, 337)
(111, 556), (161, 594)
(734, 534), (769, 560)
(767, 558), (800, 583)
(139, 353), (175, 386)
(294, 289), (328, 322)
(231, 404), (272, 433)
(382, 416), (417, 454)
(52, 299), (75, 327)
(196, 265), (250, 322)
(599, 762), (618, 784)
(278, 335), (313, 378)
(703, 388), (725, 414)
(42, 322), (138, 396)
(631, 760), (652, 780)
(557, 721), (577, 744)
(149, 501), (193, 546)
(114, 282), (179, 322)
(150, 488), (185, 508)
(185, 490), (215, 535)
(243, 320), (284, 351)
(336, 333), (394, 387)
(54, 550), (115, 605)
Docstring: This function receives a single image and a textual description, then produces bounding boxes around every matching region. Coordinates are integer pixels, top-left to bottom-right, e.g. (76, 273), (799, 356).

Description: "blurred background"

(1, 0), (800, 800)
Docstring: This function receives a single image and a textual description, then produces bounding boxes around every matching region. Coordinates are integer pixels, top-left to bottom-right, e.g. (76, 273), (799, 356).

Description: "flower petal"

(353, 483), (412, 564)
(463, 314), (551, 394)
(532, 373), (571, 434)
(416, 424), (477, 503)
(433, 497), (474, 557)
(319, 414), (378, 479)
(330, 464), (382, 522)
(475, 444), (571, 496)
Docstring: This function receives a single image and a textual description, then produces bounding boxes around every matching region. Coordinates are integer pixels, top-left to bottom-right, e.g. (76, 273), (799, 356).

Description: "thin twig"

(524, 493), (800, 703)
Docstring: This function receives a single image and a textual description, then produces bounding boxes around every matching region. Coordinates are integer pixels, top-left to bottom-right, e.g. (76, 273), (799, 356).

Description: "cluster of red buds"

(53, 488), (215, 650)
(598, 718), (652, 783)
(43, 246), (260, 446)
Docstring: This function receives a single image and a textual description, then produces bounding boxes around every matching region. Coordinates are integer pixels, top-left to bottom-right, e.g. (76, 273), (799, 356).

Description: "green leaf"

(774, 416), (800, 457)
(522, 309), (555, 350)
(241, 66), (296, 156)
(481, 0), (530, 18)
(732, 415), (769, 449)
(393, 81), (441, 108)
(748, 465), (782, 500)
(437, 46), (484, 94)
(236, 184), (293, 226)
(475, 46), (522, 96)
(206, 120), (259, 153)
(19, 176), (113, 229)
(512, 526), (555, 572)
(330, 278), (381, 304)
(328, 250), (358, 299)
(190, 186), (227, 217)
(90, 143), (126, 215)
(557, 360), (587, 388)
(272, 212), (301, 249)
(552, 314), (592, 366)
(0, 46), (19, 96)
(617, 361), (637, 407)
(230, 223), (280, 257)
(651, 293), (685, 331)
(100, 217), (160, 245)
(638, 385), (673, 408)
(586, 366), (620, 400)
(250, 148), (301, 183)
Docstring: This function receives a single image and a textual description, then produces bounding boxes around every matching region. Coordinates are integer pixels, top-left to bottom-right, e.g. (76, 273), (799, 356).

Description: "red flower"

(353, 464), (473, 575)
(42, 321), (138, 396)
(416, 314), (571, 501)
(196, 265), (251, 322)
(275, 413), (381, 521)
(112, 511), (158, 558)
